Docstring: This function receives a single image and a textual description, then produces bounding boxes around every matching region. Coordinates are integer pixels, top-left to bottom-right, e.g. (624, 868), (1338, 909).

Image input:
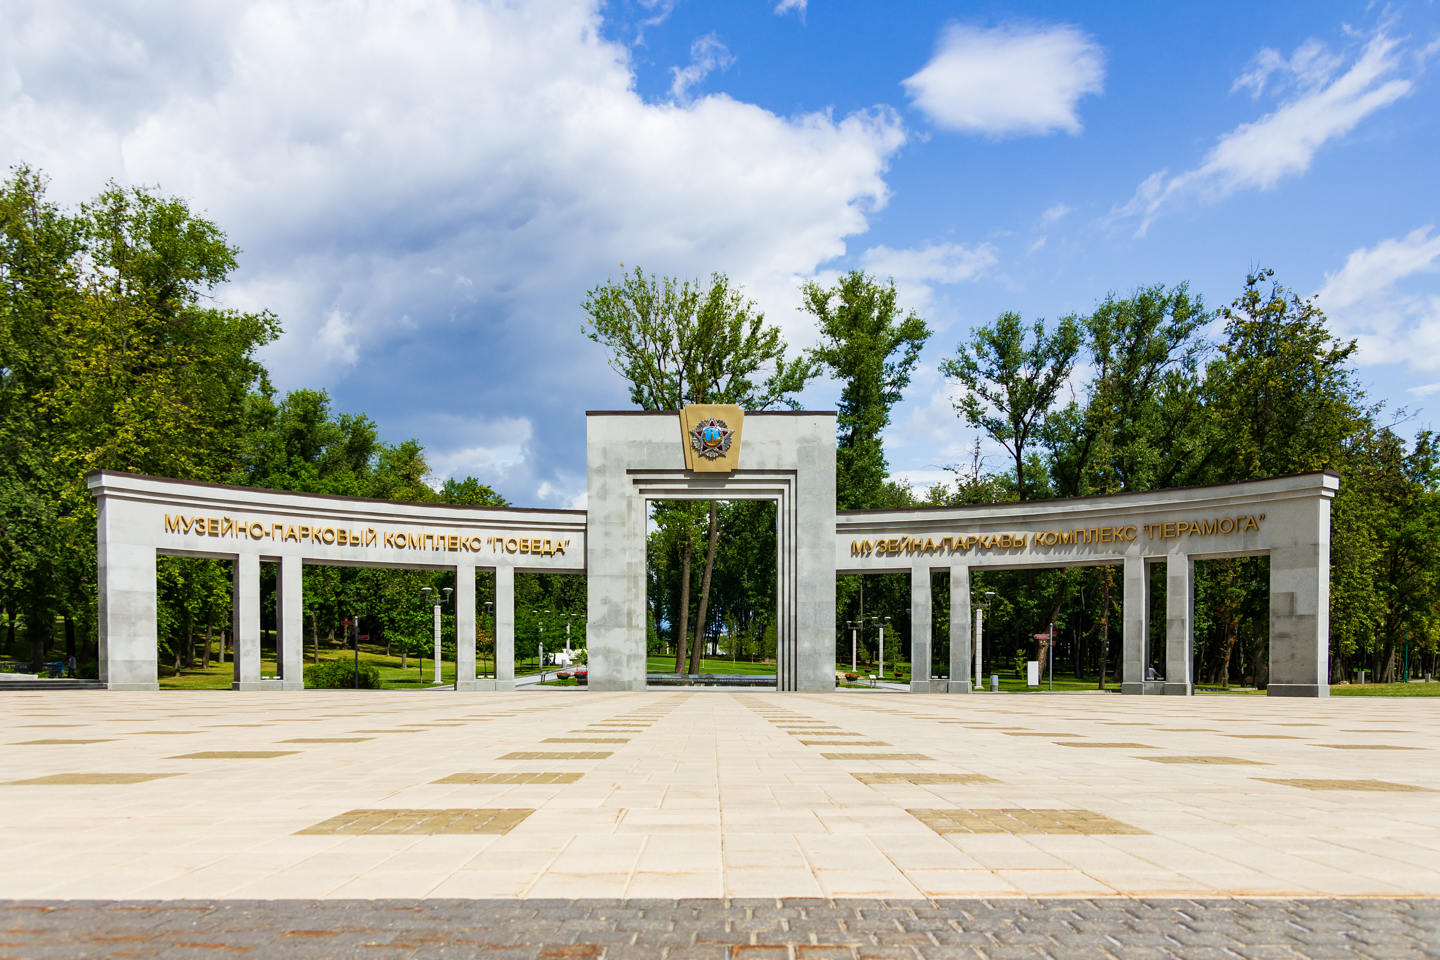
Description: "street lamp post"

(871, 616), (891, 678)
(420, 586), (453, 686)
(532, 608), (551, 679)
(975, 590), (995, 691)
(847, 620), (858, 674)
(561, 612), (576, 658)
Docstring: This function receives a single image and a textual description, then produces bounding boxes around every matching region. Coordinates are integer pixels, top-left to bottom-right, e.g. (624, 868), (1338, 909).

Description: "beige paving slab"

(1, 688), (1438, 899)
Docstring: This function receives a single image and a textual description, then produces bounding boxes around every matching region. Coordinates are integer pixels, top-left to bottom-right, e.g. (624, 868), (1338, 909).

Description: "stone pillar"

(275, 554), (304, 690)
(1268, 496), (1332, 697)
(454, 563), (478, 691)
(1121, 556), (1148, 694)
(97, 530), (159, 691)
(494, 564), (515, 690)
(909, 566), (932, 693)
(947, 565), (972, 693)
(1164, 555), (1193, 695)
(232, 553), (263, 690)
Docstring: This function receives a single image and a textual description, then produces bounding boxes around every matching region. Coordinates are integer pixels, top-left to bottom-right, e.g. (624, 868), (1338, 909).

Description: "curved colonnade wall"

(837, 471), (1338, 698)
(87, 472), (585, 691)
(87, 410), (1338, 696)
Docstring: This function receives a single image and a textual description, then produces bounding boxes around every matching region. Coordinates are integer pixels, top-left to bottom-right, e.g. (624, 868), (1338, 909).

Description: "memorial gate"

(89, 407), (1337, 696)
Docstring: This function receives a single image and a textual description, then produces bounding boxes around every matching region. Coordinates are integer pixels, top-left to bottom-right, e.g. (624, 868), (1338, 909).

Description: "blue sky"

(3, 0), (1438, 505)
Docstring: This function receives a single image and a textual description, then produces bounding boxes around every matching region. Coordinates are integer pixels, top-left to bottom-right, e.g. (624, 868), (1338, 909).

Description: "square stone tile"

(433, 772), (583, 785)
(1255, 778), (1434, 792)
(853, 773), (999, 785)
(499, 751), (612, 760)
(169, 751), (300, 759)
(908, 808), (1147, 836)
(5, 773), (183, 785)
(1142, 755), (1269, 765)
(296, 808), (535, 835)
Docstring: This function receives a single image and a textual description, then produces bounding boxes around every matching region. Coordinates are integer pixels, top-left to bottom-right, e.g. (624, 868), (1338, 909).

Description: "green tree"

(1, 167), (277, 671)
(802, 270), (930, 511)
(582, 267), (815, 675)
(940, 311), (1080, 502)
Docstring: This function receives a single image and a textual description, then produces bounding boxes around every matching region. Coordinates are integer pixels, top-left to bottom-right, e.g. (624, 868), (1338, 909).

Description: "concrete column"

(1164, 555), (1193, 695)
(275, 554), (303, 690)
(97, 537), (159, 691)
(455, 563), (478, 691)
(947, 565), (972, 693)
(494, 564), (516, 690)
(1268, 495), (1332, 696)
(909, 565), (932, 692)
(1121, 556), (1148, 694)
(232, 553), (263, 690)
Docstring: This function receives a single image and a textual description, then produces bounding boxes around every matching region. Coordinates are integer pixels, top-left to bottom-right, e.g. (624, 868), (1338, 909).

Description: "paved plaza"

(2, 688), (1438, 956)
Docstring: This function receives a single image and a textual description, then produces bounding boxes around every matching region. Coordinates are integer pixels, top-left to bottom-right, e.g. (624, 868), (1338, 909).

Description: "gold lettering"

(505, 537), (518, 553)
(164, 515), (182, 533)
(1244, 515), (1259, 532)
(1219, 517), (1235, 534)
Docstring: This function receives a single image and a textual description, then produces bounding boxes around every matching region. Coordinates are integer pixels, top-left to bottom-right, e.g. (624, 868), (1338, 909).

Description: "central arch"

(584, 410), (837, 691)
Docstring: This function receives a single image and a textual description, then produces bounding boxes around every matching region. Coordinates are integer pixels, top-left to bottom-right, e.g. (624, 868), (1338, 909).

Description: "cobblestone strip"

(0, 899), (1436, 959)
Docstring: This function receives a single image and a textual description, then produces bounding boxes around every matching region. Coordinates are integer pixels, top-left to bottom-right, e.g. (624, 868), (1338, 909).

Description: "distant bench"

(646, 674), (778, 687)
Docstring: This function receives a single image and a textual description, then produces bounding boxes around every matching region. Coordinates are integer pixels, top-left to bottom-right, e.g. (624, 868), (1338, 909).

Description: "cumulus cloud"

(858, 241), (996, 314)
(0, 0), (906, 506)
(902, 22), (1104, 137)
(774, 0), (807, 17)
(1315, 226), (1440, 372)
(1111, 32), (1413, 236)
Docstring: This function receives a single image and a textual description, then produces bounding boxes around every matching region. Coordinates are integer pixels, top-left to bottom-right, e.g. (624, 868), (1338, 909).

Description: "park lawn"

(645, 656), (779, 676)
(1332, 682), (1440, 697)
(158, 645), (478, 690)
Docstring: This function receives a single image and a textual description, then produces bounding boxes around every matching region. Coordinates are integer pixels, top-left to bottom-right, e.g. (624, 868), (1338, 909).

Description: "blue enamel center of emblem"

(702, 425), (724, 447)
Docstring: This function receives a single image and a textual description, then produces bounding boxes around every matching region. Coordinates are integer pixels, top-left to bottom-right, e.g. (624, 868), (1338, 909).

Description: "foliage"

(305, 658), (381, 689)
(803, 270), (930, 510)
(940, 311), (1081, 501)
(581, 265), (815, 410)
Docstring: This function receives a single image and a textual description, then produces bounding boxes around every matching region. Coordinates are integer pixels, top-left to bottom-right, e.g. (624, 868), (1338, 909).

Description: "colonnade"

(902, 556), (1195, 695)
(227, 556), (518, 691)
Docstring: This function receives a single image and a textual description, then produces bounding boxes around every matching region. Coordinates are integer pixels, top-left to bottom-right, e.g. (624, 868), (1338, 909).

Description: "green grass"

(157, 644), (498, 690)
(1331, 682), (1440, 697)
(645, 655), (779, 676)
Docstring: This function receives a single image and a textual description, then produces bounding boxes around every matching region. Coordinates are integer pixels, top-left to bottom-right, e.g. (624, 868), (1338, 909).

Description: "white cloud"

(861, 241), (997, 287)
(316, 309), (359, 367)
(1112, 32), (1413, 236)
(857, 240), (996, 317)
(1315, 226), (1440, 372)
(670, 33), (735, 102)
(902, 22), (1104, 137)
(1317, 225), (1440, 309)
(1038, 202), (1072, 227)
(0, 0), (906, 503)
(1232, 38), (1344, 99)
(774, 0), (806, 17)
